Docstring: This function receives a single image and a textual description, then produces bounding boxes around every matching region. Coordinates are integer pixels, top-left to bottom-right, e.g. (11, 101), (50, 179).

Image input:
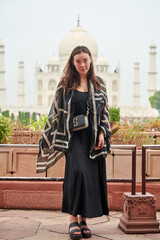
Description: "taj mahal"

(0, 21), (159, 118)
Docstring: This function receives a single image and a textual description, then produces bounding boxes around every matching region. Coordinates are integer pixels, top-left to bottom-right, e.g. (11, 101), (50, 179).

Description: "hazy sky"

(0, 0), (160, 107)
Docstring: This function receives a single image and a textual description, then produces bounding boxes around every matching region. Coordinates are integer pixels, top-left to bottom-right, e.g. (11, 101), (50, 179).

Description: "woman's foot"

(69, 215), (82, 239)
(78, 217), (92, 238)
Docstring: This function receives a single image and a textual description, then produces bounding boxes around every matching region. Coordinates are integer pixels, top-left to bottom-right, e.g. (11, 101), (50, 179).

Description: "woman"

(36, 46), (111, 239)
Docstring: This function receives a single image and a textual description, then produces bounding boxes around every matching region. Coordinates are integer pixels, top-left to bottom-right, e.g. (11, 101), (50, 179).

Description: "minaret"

(17, 59), (25, 106)
(148, 42), (157, 105)
(0, 42), (6, 107)
(133, 61), (140, 107)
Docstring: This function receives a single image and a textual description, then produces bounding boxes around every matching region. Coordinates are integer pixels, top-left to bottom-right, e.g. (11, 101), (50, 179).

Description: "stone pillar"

(17, 59), (25, 106)
(0, 41), (6, 107)
(148, 42), (157, 106)
(133, 61), (140, 107)
(119, 192), (159, 233)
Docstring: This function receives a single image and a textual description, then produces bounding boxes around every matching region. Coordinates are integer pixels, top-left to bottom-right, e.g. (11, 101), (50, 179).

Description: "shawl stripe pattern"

(36, 78), (111, 173)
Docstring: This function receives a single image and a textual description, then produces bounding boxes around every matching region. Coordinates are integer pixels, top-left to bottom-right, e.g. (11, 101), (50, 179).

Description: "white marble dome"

(58, 25), (98, 61)
(96, 56), (108, 65)
(47, 56), (59, 65)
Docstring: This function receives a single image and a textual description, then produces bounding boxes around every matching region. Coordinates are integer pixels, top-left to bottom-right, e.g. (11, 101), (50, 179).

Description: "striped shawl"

(36, 77), (111, 173)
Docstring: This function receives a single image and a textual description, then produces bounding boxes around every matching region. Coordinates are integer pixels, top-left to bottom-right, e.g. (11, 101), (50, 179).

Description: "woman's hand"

(94, 131), (104, 150)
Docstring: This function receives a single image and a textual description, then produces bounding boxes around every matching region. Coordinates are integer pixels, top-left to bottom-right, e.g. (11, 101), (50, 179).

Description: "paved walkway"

(0, 209), (160, 240)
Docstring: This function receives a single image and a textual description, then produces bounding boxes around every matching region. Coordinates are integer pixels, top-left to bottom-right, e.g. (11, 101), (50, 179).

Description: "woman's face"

(73, 52), (92, 78)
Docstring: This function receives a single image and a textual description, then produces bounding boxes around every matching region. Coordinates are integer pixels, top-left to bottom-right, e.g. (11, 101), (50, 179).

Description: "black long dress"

(62, 89), (109, 218)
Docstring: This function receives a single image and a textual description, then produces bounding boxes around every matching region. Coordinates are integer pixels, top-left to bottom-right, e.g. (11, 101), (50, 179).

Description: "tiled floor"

(0, 209), (159, 240)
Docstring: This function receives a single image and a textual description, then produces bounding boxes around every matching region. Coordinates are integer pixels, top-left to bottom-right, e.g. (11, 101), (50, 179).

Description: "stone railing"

(1, 144), (160, 181)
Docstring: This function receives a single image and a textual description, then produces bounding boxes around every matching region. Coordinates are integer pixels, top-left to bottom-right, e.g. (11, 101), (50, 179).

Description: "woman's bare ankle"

(78, 215), (86, 223)
(70, 215), (78, 223)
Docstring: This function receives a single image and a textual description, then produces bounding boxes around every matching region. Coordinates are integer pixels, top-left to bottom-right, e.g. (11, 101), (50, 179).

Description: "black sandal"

(69, 222), (82, 240)
(79, 221), (92, 238)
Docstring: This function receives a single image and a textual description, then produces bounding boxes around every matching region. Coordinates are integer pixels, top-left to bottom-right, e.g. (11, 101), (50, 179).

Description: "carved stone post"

(119, 192), (160, 233)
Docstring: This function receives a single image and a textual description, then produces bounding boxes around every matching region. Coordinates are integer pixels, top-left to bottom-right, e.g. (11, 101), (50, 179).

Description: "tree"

(18, 111), (30, 125)
(11, 113), (15, 121)
(109, 107), (120, 122)
(149, 91), (160, 114)
(32, 112), (37, 122)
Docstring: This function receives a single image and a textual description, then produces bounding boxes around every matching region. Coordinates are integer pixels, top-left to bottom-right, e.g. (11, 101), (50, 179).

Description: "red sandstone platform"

(0, 209), (160, 240)
(1, 180), (160, 211)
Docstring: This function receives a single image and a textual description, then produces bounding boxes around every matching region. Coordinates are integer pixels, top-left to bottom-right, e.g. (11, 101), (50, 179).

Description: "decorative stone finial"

(77, 14), (80, 26)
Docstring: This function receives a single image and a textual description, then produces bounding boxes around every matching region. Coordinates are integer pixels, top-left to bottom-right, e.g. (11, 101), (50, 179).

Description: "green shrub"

(110, 107), (120, 122)
(110, 117), (160, 146)
(0, 116), (13, 144)
(2, 110), (10, 118)
(111, 127), (154, 146)
(27, 114), (48, 131)
(24, 112), (30, 125)
(18, 111), (23, 123)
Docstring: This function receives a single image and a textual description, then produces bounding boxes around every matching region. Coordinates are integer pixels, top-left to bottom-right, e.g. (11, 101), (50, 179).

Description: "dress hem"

(61, 210), (109, 218)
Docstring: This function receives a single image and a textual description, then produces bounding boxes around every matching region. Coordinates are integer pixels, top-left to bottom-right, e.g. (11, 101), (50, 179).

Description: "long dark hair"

(59, 46), (101, 93)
